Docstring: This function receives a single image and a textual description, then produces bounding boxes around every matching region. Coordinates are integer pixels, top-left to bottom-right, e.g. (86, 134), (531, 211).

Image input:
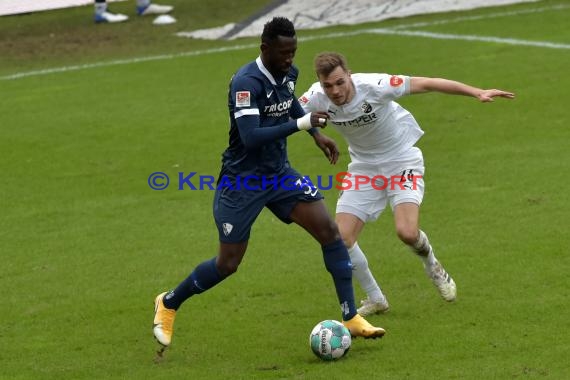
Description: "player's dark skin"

(215, 34), (343, 276)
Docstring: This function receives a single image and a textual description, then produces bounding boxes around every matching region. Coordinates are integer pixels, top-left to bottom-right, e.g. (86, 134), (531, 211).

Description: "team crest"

(222, 223), (233, 236)
(360, 101), (372, 113)
(287, 81), (295, 94)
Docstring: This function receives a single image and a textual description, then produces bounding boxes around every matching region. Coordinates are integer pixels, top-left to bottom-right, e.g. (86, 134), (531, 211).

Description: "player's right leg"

(350, 241), (390, 316)
(153, 243), (247, 347)
(336, 180), (390, 316)
(153, 179), (261, 347)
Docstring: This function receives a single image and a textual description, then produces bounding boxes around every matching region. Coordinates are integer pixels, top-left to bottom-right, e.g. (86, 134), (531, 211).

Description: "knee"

(216, 260), (239, 277)
(217, 242), (247, 276)
(216, 256), (242, 277)
(396, 225), (419, 246)
(318, 219), (343, 244)
(341, 235), (357, 250)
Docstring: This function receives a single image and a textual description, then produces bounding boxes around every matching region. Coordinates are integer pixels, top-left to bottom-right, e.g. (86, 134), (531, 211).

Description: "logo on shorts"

(222, 223), (233, 236)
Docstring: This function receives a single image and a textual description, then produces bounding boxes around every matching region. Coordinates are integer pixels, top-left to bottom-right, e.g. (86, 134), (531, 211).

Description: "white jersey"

(299, 73), (424, 164)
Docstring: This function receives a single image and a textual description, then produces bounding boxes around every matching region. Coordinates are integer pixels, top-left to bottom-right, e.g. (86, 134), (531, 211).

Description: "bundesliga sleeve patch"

(298, 95), (309, 104)
(389, 76), (404, 87)
(236, 91), (251, 107)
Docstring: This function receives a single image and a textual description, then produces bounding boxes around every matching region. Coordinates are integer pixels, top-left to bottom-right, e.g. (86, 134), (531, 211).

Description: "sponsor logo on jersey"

(390, 75), (403, 87)
(236, 91), (251, 107)
(332, 112), (378, 128)
(264, 98), (293, 117)
(287, 81), (295, 94)
(360, 101), (372, 113)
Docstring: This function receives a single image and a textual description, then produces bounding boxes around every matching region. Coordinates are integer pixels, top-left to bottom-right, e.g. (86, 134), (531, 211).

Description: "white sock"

(137, 0), (151, 8)
(94, 2), (107, 15)
(410, 230), (437, 266)
(348, 242), (385, 302)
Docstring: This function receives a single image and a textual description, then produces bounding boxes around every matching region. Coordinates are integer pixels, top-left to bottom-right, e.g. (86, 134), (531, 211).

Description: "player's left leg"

(389, 146), (455, 301)
(393, 203), (456, 301)
(289, 200), (385, 339)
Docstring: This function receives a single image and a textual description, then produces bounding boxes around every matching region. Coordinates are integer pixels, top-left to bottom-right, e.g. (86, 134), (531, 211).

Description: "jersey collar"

(256, 56), (287, 86)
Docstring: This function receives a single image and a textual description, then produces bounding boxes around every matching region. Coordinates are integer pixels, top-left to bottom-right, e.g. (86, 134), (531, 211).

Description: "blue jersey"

(222, 56), (306, 177)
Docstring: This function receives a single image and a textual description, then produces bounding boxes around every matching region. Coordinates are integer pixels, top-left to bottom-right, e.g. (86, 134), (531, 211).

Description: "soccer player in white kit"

(299, 52), (514, 315)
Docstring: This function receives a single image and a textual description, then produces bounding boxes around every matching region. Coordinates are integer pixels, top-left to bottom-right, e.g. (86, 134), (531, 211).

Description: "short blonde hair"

(314, 52), (349, 77)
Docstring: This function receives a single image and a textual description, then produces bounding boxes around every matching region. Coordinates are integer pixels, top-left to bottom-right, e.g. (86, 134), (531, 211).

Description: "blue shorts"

(213, 167), (324, 243)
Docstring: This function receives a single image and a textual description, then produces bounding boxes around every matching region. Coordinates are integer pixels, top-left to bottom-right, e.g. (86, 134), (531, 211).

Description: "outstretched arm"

(410, 77), (515, 102)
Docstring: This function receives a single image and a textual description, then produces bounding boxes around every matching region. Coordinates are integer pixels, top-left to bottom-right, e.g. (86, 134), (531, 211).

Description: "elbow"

(241, 135), (260, 150)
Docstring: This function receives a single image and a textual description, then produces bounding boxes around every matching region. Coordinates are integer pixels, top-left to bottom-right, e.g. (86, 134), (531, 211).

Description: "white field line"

(390, 3), (570, 30)
(1, 4), (568, 81)
(361, 28), (570, 50)
(1, 44), (258, 81)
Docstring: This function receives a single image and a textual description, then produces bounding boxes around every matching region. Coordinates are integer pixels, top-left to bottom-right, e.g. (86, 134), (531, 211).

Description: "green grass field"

(1, 0), (569, 378)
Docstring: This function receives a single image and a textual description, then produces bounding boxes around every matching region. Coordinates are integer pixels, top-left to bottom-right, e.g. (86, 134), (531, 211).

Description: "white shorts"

(336, 147), (425, 222)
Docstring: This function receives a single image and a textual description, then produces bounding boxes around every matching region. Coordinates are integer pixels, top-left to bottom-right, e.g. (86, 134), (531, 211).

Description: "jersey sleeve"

(289, 96), (306, 119)
(370, 73), (411, 102)
(230, 74), (261, 120)
(230, 74), (298, 149)
(297, 82), (322, 113)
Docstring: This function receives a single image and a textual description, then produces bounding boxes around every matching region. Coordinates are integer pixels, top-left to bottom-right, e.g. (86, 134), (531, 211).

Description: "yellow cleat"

(153, 292), (176, 346)
(342, 314), (386, 339)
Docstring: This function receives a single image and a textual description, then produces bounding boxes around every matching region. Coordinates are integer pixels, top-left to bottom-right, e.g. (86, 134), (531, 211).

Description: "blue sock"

(322, 239), (357, 320)
(163, 257), (225, 310)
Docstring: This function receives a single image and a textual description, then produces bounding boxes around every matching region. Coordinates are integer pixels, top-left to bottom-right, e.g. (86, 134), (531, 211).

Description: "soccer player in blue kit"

(152, 17), (385, 352)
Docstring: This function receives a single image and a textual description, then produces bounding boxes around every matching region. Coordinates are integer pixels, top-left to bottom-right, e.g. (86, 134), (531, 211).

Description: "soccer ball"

(309, 320), (351, 361)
